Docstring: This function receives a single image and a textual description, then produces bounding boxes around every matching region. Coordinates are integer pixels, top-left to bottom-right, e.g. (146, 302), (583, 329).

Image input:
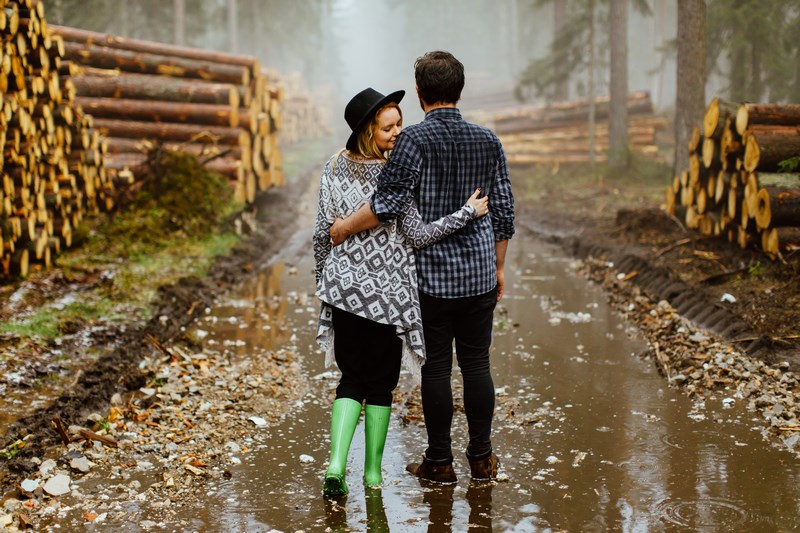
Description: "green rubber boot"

(323, 398), (362, 496)
(363, 404), (391, 488)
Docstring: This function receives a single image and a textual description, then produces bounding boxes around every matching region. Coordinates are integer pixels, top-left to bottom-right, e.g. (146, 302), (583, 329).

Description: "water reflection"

(323, 488), (390, 532)
(173, 231), (800, 531)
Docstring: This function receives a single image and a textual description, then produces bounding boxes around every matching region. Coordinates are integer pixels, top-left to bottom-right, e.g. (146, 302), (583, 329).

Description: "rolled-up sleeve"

(490, 141), (515, 241)
(371, 133), (421, 222)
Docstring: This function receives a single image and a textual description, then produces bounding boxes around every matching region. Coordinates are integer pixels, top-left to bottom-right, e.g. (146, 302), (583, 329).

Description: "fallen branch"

(145, 333), (174, 361)
(699, 266), (751, 285)
(79, 428), (119, 448)
(654, 237), (693, 258)
(51, 416), (71, 445)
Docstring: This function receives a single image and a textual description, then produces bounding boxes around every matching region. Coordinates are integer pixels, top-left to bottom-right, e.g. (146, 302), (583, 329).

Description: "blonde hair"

(351, 102), (402, 161)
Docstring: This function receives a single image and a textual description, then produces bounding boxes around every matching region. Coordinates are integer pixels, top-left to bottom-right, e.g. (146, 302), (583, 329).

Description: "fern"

(777, 156), (800, 172)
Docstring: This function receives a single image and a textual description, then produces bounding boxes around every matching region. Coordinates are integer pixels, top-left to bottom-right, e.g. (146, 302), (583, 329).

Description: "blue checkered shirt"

(371, 107), (515, 298)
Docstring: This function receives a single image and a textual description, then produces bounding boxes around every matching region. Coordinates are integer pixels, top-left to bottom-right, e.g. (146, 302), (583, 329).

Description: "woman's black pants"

(332, 307), (402, 407)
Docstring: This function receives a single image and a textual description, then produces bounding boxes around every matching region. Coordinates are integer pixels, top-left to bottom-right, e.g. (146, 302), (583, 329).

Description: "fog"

(46, 1), (799, 133)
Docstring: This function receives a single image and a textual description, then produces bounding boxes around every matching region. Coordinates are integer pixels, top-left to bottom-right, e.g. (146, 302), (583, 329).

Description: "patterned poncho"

(313, 150), (477, 382)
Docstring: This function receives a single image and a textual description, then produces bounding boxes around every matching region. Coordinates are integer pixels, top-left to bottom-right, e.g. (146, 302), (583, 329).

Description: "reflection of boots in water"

(365, 487), (390, 532)
(324, 398), (362, 496)
(323, 494), (348, 532)
(422, 480), (456, 529)
(466, 480), (494, 531)
(364, 404), (391, 488)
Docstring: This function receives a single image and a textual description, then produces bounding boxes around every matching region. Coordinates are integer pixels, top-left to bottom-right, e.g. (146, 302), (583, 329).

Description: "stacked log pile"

(49, 24), (286, 205)
(1, 0), (111, 279)
(486, 91), (667, 165)
(275, 72), (331, 145)
(665, 97), (800, 259)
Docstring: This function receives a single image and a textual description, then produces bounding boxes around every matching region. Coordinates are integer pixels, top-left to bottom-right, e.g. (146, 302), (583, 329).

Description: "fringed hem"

(400, 336), (424, 386)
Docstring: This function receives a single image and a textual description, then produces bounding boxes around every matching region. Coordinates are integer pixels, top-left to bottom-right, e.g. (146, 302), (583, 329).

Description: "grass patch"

(511, 153), (672, 209)
(281, 135), (336, 179)
(6, 148), (245, 343)
(0, 309), (60, 339)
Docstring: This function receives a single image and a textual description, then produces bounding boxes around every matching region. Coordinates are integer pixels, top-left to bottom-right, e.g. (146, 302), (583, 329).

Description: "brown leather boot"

(467, 453), (499, 480)
(406, 456), (457, 484)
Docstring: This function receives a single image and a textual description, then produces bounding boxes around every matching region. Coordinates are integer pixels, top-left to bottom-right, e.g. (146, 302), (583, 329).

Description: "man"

(330, 50), (515, 482)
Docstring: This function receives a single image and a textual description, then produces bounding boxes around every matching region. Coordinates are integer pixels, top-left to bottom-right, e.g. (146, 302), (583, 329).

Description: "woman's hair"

(352, 102), (402, 161)
(415, 50), (464, 106)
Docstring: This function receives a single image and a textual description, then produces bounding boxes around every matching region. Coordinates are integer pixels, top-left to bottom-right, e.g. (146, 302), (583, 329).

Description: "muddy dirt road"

(28, 219), (800, 531)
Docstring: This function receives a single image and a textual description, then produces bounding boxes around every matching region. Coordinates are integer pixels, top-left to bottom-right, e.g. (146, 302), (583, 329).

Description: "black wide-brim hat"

(344, 87), (405, 151)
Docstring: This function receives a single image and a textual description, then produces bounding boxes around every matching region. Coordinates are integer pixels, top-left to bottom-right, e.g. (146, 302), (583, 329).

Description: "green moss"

(0, 309), (60, 339)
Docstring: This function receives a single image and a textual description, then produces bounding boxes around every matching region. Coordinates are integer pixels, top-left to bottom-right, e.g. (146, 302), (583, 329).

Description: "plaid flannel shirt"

(371, 107), (515, 298)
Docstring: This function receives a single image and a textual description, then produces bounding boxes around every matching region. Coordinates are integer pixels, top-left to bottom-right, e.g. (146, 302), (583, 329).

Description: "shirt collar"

(424, 107), (462, 121)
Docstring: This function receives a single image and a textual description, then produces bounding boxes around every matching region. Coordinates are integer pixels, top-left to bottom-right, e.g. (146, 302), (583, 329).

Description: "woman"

(312, 87), (488, 496)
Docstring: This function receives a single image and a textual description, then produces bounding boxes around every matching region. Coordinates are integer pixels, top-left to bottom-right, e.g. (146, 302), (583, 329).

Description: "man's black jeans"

(418, 287), (498, 464)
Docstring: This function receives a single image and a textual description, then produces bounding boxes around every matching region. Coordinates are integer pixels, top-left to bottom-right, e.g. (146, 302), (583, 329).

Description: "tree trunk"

(674, 0), (706, 176)
(588, 0), (596, 166)
(174, 0), (186, 46)
(608, 0), (628, 169)
(228, 0), (238, 54)
(553, 0), (568, 99)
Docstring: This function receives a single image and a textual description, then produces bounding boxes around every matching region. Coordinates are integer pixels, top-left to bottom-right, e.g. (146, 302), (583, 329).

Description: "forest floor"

(0, 147), (798, 529)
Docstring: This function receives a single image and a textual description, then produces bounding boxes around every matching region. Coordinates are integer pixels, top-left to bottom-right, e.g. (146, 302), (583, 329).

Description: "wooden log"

(736, 103), (800, 136)
(75, 97), (239, 128)
(754, 186), (800, 230)
(91, 118), (246, 145)
(62, 41), (249, 86)
(695, 185), (708, 214)
(688, 126), (703, 154)
(664, 184), (676, 216)
(703, 97), (738, 140)
(702, 137), (722, 170)
(715, 171), (732, 205)
(681, 182), (695, 207)
(688, 153), (708, 188)
(9, 248), (29, 277)
(103, 137), (242, 160)
(493, 92), (654, 134)
(102, 152), (147, 170)
(762, 226), (800, 255)
(752, 172), (800, 188)
(743, 127), (800, 173)
(69, 74), (240, 107)
(49, 24), (260, 73)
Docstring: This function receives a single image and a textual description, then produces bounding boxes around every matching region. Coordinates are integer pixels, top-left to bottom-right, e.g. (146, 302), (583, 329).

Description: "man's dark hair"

(414, 51), (465, 106)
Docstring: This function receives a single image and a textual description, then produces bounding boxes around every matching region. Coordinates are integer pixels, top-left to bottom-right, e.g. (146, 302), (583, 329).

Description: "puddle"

(152, 229), (800, 531)
(32, 226), (800, 532)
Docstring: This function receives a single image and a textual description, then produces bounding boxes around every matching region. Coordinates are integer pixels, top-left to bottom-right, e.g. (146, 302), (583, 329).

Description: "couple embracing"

(312, 50), (515, 496)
